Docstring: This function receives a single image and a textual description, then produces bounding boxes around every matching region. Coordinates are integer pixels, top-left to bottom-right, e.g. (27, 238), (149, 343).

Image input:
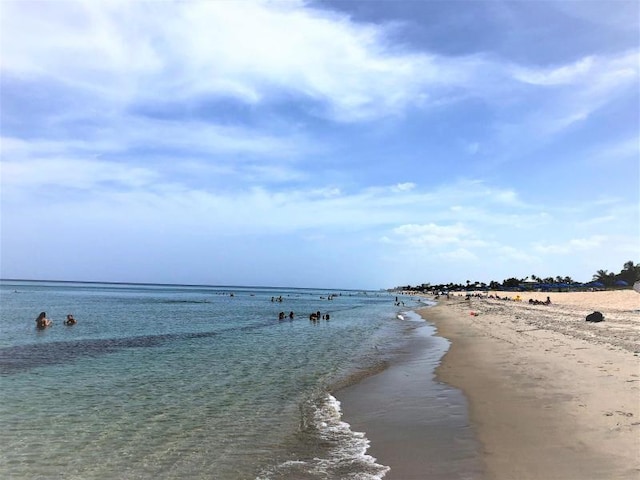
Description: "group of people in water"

(277, 310), (330, 322)
(309, 311), (330, 321)
(35, 312), (77, 329)
(272, 292), (336, 322)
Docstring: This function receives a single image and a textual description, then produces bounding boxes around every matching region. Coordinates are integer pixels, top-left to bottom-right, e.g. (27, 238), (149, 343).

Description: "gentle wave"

(257, 393), (390, 480)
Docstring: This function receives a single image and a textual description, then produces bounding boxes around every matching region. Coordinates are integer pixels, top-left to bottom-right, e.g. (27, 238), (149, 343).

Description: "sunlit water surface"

(1, 281), (431, 479)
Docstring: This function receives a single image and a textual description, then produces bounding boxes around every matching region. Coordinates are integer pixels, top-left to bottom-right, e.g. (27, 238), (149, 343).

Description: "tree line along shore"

(393, 260), (639, 293)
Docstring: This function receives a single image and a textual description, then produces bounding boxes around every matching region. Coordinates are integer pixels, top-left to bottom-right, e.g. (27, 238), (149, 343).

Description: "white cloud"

(392, 182), (416, 192)
(1, 157), (159, 190)
(10, 0), (634, 127)
(2, 0), (635, 185)
(492, 189), (521, 206)
(0, 112), (311, 188)
(389, 223), (471, 247)
(512, 56), (596, 85)
(533, 235), (607, 254)
(0, 0), (449, 121)
(488, 50), (639, 160)
(384, 221), (496, 259)
(1, 157), (542, 240)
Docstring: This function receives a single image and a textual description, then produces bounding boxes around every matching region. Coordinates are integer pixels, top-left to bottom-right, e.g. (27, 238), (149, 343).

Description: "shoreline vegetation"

(421, 290), (640, 479)
(392, 261), (640, 293)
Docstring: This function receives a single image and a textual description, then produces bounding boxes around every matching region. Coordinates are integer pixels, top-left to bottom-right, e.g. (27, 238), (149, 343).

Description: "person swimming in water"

(35, 312), (52, 329)
(64, 314), (77, 325)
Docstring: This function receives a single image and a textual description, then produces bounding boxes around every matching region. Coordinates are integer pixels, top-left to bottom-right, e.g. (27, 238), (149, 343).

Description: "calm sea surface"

(0, 280), (432, 479)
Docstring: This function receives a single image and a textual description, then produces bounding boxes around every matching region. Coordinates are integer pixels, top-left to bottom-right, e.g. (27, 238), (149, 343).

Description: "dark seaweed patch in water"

(0, 320), (278, 375)
(160, 300), (212, 304)
(0, 333), (187, 375)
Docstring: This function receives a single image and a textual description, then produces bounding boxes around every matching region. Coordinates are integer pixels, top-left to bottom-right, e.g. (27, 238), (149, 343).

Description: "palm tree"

(593, 270), (615, 287)
(617, 261), (639, 284)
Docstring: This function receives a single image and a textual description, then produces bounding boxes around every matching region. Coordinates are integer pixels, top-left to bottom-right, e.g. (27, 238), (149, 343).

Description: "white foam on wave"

(257, 393), (390, 480)
(310, 393), (390, 479)
(402, 310), (426, 323)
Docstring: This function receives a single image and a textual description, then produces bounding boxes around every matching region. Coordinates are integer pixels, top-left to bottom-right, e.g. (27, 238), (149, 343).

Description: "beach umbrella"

(591, 282), (605, 288)
(614, 280), (629, 286)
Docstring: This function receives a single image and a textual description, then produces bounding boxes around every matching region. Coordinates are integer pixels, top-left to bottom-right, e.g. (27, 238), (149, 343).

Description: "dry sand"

(422, 289), (640, 479)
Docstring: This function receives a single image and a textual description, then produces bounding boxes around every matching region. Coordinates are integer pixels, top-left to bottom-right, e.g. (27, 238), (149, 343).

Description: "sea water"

(0, 280), (431, 479)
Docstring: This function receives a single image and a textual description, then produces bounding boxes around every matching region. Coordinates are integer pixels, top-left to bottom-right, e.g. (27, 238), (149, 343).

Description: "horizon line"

(0, 278), (383, 292)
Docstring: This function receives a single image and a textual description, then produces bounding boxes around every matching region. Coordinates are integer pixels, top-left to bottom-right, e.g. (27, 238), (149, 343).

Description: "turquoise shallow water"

(0, 281), (430, 479)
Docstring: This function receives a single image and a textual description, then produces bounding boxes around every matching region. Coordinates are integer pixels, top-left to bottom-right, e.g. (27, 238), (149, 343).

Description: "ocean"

(0, 280), (435, 479)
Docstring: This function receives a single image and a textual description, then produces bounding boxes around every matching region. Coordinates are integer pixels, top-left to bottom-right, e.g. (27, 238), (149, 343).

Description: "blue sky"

(1, 0), (638, 290)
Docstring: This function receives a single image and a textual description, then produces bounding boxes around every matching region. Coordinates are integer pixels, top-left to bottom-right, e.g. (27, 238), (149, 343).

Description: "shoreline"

(338, 290), (639, 479)
(422, 290), (640, 479)
(338, 314), (485, 479)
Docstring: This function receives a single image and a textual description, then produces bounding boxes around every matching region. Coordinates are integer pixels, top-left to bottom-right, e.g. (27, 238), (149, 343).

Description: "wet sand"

(339, 290), (639, 479)
(338, 315), (485, 480)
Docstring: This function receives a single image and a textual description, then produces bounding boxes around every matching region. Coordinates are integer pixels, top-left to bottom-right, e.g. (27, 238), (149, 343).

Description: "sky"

(1, 0), (638, 290)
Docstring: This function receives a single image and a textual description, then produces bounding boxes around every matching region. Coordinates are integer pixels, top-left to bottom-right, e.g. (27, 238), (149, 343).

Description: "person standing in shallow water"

(35, 312), (52, 329)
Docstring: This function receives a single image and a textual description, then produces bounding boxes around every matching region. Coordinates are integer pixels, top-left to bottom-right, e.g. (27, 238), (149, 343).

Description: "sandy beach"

(339, 289), (639, 479)
(423, 289), (640, 479)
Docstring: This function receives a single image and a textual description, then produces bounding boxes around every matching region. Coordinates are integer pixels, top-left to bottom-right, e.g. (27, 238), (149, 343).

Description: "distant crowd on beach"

(484, 294), (551, 305)
(35, 312), (77, 329)
(432, 292), (553, 305)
